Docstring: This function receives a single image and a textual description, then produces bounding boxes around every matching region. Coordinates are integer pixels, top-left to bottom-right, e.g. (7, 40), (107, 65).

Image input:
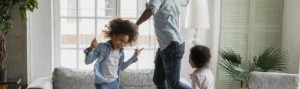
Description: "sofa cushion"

(248, 72), (299, 89)
(53, 67), (95, 89)
(120, 69), (155, 89)
(120, 69), (191, 89)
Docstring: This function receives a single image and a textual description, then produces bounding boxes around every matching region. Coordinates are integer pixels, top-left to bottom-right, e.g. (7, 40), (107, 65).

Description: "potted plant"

(219, 47), (288, 89)
(0, 0), (38, 82)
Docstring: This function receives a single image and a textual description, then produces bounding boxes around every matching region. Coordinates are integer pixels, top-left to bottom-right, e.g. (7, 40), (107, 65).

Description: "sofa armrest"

(248, 72), (299, 89)
(27, 77), (53, 89)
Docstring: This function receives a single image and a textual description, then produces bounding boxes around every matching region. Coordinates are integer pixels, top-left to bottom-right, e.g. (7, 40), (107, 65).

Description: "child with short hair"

(84, 17), (142, 89)
(189, 45), (215, 89)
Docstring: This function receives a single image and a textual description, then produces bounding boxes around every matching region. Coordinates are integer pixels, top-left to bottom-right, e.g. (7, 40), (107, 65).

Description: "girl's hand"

(134, 48), (144, 56)
(89, 38), (98, 51)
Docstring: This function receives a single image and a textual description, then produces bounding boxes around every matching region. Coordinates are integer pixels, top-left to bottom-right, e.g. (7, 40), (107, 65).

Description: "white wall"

(282, 0), (300, 74)
(27, 0), (53, 83)
(180, 0), (220, 83)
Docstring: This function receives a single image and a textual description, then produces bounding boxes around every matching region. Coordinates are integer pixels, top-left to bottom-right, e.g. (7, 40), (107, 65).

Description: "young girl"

(189, 45), (215, 89)
(83, 18), (142, 89)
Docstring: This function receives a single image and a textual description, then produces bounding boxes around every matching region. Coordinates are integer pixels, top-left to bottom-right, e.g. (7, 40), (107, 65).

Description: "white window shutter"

(218, 0), (250, 88)
(250, 0), (283, 57)
(218, 0), (283, 89)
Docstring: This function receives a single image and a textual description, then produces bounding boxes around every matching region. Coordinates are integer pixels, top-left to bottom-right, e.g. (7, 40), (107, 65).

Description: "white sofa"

(27, 67), (190, 89)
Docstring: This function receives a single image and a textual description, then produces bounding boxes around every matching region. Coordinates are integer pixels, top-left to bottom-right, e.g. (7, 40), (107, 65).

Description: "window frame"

(53, 0), (157, 69)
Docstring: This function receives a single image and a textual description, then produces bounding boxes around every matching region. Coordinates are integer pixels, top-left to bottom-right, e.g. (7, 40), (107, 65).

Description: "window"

(54, 0), (157, 69)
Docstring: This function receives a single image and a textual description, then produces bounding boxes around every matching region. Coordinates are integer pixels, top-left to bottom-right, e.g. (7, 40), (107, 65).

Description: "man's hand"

(89, 38), (98, 51)
(134, 48), (144, 56)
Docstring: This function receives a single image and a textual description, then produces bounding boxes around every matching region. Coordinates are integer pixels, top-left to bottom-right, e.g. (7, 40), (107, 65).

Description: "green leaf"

(3, 29), (8, 35)
(233, 66), (246, 73)
(7, 20), (12, 25)
(0, 24), (4, 30)
(266, 69), (281, 72)
(219, 48), (247, 82)
(254, 47), (288, 71)
(248, 61), (263, 72)
(20, 11), (25, 20)
(219, 48), (242, 65)
(219, 58), (246, 82)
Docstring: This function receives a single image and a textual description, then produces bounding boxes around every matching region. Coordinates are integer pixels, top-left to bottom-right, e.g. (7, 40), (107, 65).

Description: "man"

(136, 0), (190, 89)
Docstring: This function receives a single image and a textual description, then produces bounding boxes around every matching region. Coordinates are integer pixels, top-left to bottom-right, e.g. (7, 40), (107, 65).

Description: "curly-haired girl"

(83, 17), (142, 89)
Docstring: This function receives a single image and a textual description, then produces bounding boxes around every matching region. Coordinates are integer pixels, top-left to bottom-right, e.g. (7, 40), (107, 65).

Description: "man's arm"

(136, 9), (153, 26)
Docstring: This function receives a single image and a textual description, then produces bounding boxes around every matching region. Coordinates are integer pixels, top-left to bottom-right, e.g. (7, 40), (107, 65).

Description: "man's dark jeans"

(153, 42), (191, 89)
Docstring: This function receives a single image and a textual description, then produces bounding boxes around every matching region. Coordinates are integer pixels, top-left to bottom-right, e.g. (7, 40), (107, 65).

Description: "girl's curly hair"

(103, 17), (139, 46)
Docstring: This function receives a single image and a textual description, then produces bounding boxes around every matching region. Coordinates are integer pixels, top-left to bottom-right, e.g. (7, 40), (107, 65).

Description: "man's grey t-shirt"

(146, 0), (189, 50)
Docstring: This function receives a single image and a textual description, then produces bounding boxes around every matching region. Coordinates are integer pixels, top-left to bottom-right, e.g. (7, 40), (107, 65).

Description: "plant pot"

(239, 88), (248, 89)
(0, 69), (7, 82)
